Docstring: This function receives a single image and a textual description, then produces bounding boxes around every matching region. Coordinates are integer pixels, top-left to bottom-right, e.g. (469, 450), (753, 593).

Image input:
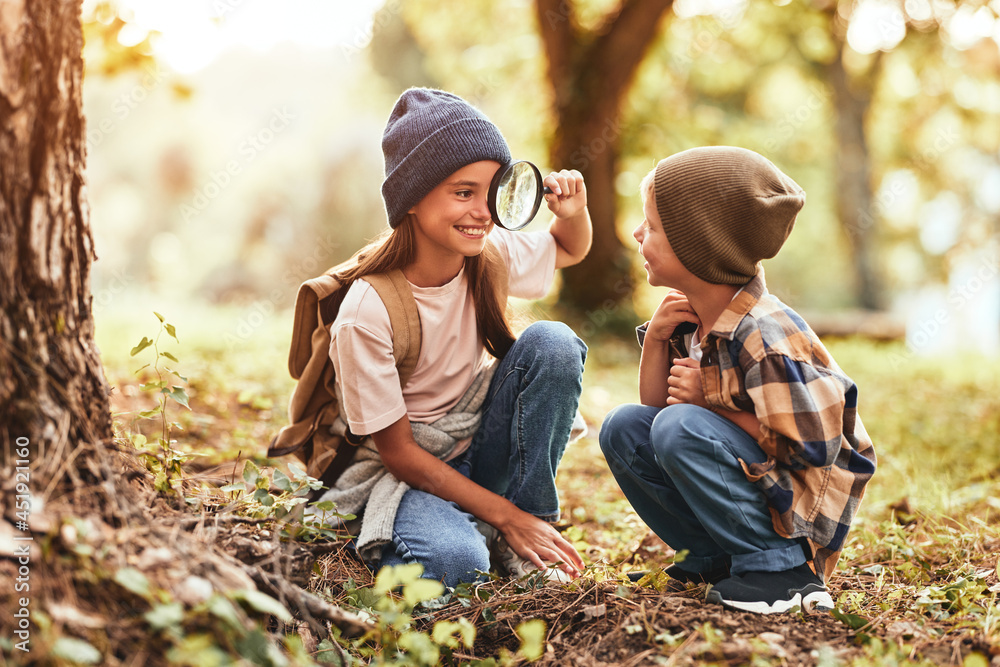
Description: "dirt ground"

(3, 381), (998, 666)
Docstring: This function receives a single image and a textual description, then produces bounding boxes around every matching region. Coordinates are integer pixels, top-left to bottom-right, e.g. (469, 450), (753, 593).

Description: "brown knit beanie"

(653, 146), (806, 285)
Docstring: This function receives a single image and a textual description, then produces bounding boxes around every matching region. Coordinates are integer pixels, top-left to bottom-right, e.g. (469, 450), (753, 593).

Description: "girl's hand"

(667, 356), (708, 408)
(497, 510), (584, 578)
(543, 169), (587, 220)
(645, 291), (701, 343)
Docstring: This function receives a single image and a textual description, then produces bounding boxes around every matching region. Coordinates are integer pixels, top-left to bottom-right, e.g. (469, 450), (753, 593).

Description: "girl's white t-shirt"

(329, 228), (557, 441)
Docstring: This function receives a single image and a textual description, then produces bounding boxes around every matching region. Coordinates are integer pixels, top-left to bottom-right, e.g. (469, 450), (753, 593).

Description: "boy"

(599, 146), (876, 614)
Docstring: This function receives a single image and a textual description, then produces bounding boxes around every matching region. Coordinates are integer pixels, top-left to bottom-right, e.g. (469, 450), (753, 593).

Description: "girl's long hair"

(336, 215), (515, 359)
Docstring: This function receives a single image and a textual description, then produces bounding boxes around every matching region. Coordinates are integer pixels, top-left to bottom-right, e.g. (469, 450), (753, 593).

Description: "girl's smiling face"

(408, 160), (500, 263)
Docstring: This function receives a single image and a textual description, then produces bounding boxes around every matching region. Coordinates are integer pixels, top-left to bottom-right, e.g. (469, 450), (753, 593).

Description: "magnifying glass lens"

(489, 161), (544, 231)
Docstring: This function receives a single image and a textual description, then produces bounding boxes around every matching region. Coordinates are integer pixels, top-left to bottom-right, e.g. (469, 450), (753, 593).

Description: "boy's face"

(408, 160), (500, 260)
(633, 193), (684, 288)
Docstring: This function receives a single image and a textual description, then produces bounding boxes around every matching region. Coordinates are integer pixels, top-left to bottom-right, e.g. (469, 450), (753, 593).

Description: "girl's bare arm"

(371, 417), (584, 576)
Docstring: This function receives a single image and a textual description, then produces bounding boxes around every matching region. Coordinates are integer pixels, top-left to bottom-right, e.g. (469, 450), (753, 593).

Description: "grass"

(93, 301), (1000, 664)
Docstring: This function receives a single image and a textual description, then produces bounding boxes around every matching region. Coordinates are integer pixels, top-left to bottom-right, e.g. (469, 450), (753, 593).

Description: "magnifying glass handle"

(543, 186), (553, 194)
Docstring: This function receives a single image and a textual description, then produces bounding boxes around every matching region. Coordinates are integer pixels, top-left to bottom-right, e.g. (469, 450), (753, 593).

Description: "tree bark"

(825, 30), (885, 310)
(0, 0), (111, 470)
(535, 0), (673, 315)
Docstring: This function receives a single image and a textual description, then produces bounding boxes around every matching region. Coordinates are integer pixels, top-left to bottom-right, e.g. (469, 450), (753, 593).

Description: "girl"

(318, 88), (592, 587)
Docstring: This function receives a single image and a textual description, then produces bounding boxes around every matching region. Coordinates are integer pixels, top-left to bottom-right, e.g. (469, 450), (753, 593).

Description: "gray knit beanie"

(653, 146), (806, 285)
(381, 88), (511, 229)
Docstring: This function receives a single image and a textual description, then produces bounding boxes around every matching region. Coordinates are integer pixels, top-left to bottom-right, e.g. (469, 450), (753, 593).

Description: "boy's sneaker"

(706, 563), (834, 614)
(627, 564), (729, 592)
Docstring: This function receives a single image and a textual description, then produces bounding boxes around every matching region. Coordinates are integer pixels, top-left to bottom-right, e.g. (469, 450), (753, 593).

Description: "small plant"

(326, 564), (547, 666)
(221, 460), (353, 542)
(130, 311), (191, 495)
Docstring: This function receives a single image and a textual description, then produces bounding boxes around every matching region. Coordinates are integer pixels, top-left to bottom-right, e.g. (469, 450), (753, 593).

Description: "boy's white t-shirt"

(329, 228), (557, 446)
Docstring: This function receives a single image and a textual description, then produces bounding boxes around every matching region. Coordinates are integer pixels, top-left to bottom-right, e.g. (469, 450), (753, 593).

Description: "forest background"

(2, 0), (1000, 664)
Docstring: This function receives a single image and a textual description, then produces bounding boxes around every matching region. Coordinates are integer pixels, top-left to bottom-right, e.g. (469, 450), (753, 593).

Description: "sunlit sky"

(85, 0), (388, 73)
(85, 0), (1000, 74)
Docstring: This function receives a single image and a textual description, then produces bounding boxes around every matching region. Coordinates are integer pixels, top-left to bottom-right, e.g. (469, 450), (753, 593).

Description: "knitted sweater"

(309, 363), (496, 561)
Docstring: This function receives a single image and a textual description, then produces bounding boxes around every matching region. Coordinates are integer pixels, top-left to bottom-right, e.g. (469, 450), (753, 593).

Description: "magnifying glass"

(488, 160), (553, 231)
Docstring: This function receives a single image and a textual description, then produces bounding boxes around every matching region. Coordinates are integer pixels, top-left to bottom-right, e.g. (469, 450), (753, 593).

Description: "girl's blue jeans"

(599, 403), (806, 576)
(376, 321), (587, 587)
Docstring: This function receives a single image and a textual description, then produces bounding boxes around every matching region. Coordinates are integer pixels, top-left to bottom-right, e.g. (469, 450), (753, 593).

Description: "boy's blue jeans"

(599, 403), (806, 576)
(377, 321), (587, 587)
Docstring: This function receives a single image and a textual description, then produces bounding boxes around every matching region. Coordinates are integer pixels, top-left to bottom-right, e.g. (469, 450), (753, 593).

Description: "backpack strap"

(365, 269), (422, 388)
(303, 270), (420, 498)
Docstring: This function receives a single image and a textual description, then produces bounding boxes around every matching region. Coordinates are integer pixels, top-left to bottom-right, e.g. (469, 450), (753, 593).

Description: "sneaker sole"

(706, 586), (834, 614)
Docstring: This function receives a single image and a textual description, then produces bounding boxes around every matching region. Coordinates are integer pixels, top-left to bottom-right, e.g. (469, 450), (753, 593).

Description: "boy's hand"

(543, 169), (587, 220)
(646, 291), (701, 343)
(667, 357), (708, 408)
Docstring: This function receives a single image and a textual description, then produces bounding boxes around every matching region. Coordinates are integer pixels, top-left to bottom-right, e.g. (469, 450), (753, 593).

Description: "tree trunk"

(825, 37), (885, 310)
(0, 0), (111, 470)
(535, 0), (673, 316)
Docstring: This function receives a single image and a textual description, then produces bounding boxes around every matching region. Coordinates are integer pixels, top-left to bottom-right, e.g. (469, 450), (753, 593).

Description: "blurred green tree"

(389, 0), (999, 319)
(534, 0), (675, 314)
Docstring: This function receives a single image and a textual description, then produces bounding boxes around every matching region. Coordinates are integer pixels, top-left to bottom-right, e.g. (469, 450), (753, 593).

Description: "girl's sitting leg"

(378, 488), (491, 588)
(469, 320), (587, 519)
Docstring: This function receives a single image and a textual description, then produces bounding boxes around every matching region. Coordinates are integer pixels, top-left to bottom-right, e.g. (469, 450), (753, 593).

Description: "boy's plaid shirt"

(639, 273), (877, 580)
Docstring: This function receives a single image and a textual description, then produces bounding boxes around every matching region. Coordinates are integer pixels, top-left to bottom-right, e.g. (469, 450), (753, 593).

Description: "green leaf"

(432, 618), (476, 649)
(138, 406), (163, 419)
(206, 595), (244, 630)
(315, 639), (345, 664)
(516, 619), (547, 662)
(964, 653), (990, 667)
(154, 470), (171, 493)
(165, 634), (230, 666)
(242, 460), (260, 489)
(831, 607), (870, 630)
(233, 589), (293, 622)
(272, 469), (292, 492)
(165, 323), (178, 341)
(168, 369), (188, 382)
(219, 483), (244, 494)
(154, 311), (165, 323)
(144, 602), (184, 630)
(51, 637), (102, 664)
(166, 386), (190, 409)
(398, 631), (440, 666)
(403, 577), (445, 606)
(130, 337), (154, 357)
(160, 351), (179, 362)
(375, 562), (425, 595)
(114, 567), (152, 600)
(131, 433), (148, 447)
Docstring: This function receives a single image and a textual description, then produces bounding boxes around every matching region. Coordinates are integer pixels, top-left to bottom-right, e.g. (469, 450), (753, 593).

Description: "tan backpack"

(267, 264), (420, 494)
